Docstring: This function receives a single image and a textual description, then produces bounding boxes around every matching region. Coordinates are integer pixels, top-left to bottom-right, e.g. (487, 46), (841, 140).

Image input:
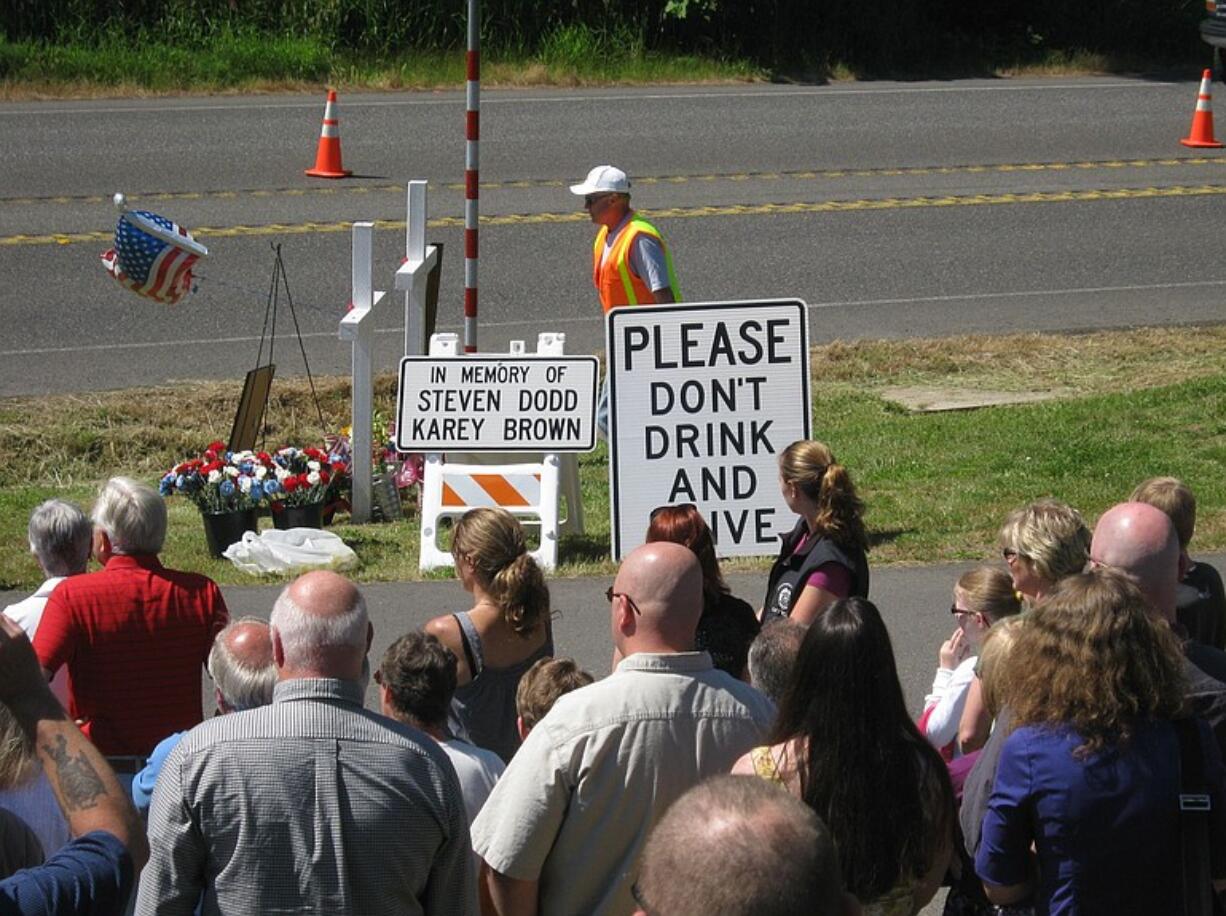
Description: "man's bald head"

(270, 571), (370, 680)
(209, 618), (276, 712)
(635, 775), (853, 916)
(612, 542), (703, 653)
(1090, 502), (1181, 620)
(287, 570), (362, 619)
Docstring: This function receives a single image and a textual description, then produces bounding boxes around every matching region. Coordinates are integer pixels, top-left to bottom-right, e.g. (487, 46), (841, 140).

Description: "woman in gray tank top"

(425, 508), (554, 762)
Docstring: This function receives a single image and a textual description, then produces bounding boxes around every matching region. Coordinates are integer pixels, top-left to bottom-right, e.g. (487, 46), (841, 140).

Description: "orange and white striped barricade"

(419, 458), (562, 571)
(416, 332), (588, 572)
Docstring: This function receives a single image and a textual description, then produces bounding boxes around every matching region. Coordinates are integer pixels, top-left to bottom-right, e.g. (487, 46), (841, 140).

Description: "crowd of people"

(0, 452), (1225, 915)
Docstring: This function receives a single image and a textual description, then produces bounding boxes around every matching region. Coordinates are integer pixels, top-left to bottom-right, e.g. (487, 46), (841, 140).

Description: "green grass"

(4, 326), (1226, 590)
(0, 29), (761, 97)
(0, 33), (334, 92)
(0, 26), (1203, 98)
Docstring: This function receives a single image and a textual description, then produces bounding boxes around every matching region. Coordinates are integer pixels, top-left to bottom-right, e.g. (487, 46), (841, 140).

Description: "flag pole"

(113, 192), (209, 257)
(464, 0), (480, 353)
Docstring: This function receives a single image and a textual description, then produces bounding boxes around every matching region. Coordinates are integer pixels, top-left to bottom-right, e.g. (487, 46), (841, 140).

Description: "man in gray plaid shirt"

(136, 571), (474, 916)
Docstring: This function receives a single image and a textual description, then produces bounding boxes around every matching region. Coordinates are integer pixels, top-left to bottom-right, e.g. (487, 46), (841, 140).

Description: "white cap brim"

(570, 180), (617, 195)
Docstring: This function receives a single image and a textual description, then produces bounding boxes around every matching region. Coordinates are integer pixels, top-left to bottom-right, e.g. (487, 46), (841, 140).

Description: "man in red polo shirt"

(33, 477), (229, 775)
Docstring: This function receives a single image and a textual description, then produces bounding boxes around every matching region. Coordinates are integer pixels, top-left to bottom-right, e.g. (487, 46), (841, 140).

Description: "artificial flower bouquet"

(324, 419), (423, 519)
(379, 427), (424, 500)
(162, 441), (350, 516)
(160, 442), (274, 515)
(266, 446), (348, 508)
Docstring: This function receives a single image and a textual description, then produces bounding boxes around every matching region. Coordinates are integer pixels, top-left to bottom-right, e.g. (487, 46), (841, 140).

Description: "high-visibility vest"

(592, 214), (680, 313)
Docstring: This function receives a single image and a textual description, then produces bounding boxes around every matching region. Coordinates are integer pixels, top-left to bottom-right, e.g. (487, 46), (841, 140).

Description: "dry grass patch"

(0, 374), (396, 487)
(812, 326), (1226, 396)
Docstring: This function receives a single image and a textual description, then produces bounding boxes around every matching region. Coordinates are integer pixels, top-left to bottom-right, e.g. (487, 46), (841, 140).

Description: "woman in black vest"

(763, 440), (869, 624)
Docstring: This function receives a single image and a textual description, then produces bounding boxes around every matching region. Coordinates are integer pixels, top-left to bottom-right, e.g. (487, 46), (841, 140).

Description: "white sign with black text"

(395, 356), (599, 452)
(607, 299), (811, 559)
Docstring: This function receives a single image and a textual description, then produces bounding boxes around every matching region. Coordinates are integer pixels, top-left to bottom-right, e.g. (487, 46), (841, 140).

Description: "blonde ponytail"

(453, 507), (551, 637)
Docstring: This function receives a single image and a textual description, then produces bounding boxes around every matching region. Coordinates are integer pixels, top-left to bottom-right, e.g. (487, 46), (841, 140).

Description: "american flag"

(100, 210), (205, 305)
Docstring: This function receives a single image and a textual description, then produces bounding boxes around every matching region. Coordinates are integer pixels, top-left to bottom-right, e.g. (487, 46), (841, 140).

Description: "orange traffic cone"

(305, 89), (352, 178)
(1181, 70), (1224, 149)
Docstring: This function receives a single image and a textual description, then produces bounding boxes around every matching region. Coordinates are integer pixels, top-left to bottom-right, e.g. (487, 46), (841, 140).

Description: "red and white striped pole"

(464, 0), (480, 352)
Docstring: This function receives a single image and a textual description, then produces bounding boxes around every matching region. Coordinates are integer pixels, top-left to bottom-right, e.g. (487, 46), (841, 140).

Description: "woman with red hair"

(646, 504), (759, 679)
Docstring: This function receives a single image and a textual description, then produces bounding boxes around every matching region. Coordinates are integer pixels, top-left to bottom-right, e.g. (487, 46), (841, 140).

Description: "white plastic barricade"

(417, 332), (586, 572)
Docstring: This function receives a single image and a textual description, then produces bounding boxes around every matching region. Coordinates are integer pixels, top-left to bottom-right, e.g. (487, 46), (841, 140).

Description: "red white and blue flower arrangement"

(266, 446), (347, 508)
(161, 442), (349, 515)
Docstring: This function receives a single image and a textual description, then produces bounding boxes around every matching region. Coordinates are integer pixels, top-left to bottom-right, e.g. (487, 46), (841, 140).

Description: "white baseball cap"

(569, 165), (630, 196)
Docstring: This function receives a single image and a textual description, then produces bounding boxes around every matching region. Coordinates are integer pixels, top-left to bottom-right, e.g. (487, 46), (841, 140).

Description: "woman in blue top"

(976, 568), (1226, 915)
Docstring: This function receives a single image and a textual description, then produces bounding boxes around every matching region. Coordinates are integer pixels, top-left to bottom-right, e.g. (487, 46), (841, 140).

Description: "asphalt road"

(3, 76), (1226, 395)
(12, 551), (1226, 737)
(0, 559), (1008, 731)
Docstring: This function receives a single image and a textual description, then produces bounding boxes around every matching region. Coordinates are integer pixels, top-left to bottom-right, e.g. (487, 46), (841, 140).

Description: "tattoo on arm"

(41, 733), (107, 811)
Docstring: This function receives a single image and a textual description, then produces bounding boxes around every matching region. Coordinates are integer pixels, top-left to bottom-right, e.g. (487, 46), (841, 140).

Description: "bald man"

(472, 543), (775, 916)
(635, 776), (860, 916)
(1093, 502), (1226, 682)
(137, 572), (474, 916)
(1086, 502), (1226, 759)
(1091, 502), (1185, 619)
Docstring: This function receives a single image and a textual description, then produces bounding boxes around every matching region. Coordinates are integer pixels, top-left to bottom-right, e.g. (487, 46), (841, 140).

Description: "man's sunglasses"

(605, 586), (642, 616)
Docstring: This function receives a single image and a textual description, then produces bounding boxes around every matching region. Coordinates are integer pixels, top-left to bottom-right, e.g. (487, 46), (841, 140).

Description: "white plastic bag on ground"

(223, 528), (358, 575)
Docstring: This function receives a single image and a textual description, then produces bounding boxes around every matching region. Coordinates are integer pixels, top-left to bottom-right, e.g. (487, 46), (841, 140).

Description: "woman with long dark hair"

(646, 503), (759, 678)
(733, 597), (954, 915)
(425, 507), (553, 762)
(763, 440), (869, 625)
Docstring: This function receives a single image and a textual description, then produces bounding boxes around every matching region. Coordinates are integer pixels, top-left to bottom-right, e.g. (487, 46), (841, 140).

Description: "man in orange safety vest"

(570, 165), (680, 435)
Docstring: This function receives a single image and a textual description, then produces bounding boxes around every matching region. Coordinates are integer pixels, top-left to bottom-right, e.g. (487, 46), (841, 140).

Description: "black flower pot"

(272, 501), (324, 531)
(201, 509), (258, 558)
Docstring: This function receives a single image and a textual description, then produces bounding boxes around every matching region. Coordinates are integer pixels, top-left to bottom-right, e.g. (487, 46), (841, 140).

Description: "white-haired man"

(33, 478), (228, 773)
(4, 499), (93, 706)
(131, 617), (276, 813)
(137, 571), (473, 916)
(747, 618), (807, 705)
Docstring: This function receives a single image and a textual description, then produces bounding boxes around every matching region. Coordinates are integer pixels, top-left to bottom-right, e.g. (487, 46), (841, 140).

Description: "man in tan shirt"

(472, 542), (774, 916)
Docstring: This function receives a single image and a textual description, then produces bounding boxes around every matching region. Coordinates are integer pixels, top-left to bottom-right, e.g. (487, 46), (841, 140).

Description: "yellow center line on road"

(5, 156), (1226, 208)
(5, 183), (1226, 248)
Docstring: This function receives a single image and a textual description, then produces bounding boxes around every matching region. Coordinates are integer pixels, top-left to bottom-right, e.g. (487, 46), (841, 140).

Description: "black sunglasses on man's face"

(605, 586), (642, 616)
